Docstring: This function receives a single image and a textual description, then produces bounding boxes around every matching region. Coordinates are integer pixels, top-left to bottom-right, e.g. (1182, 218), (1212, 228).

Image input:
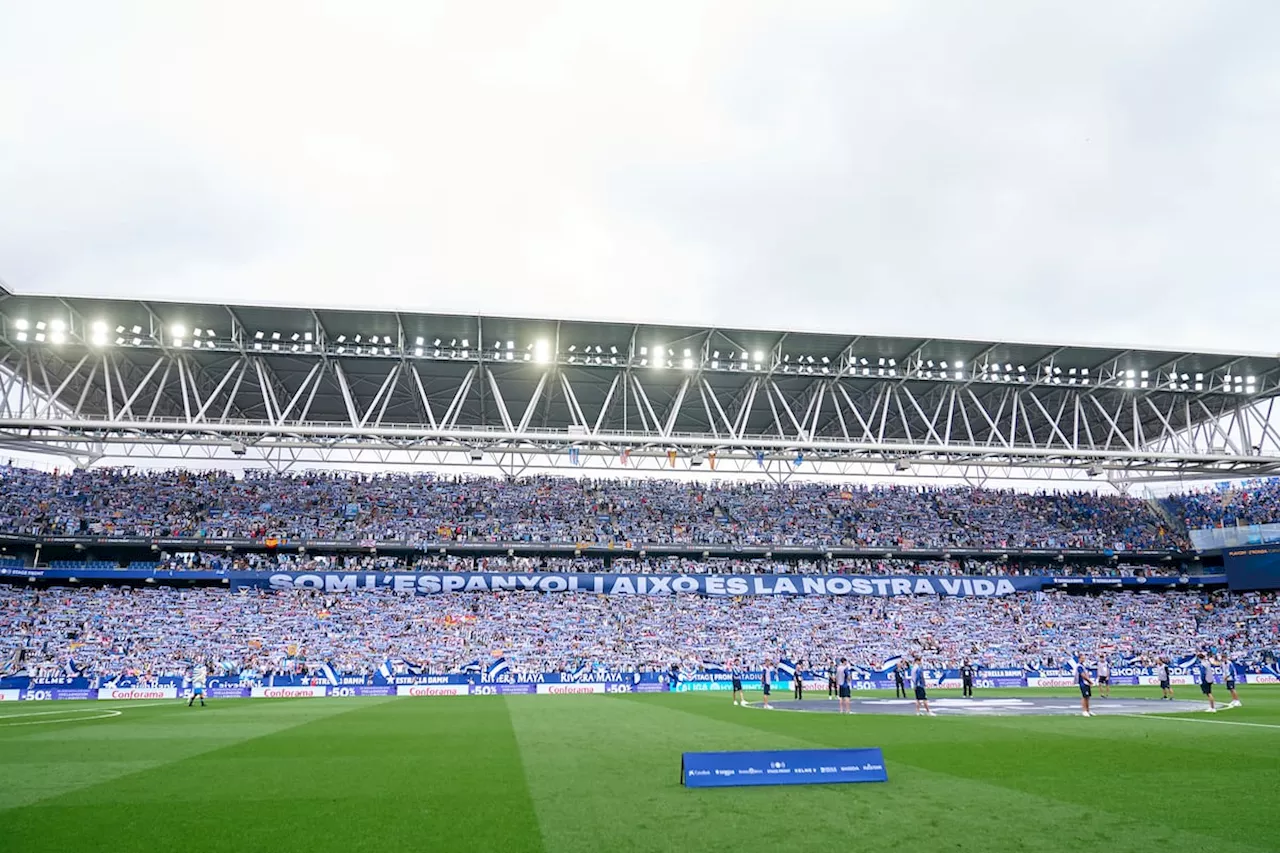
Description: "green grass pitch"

(2, 687), (1278, 853)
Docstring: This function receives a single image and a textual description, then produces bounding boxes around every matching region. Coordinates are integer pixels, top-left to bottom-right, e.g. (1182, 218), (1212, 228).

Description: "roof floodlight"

(415, 336), (424, 346)
(461, 339), (469, 348)
(639, 346), (648, 356)
(534, 340), (551, 364)
(1247, 375), (1257, 383)
(1140, 370), (1149, 378)
(507, 340), (515, 349)
(171, 324), (186, 338)
(271, 331), (281, 340)
(683, 357), (694, 369)
(50, 319), (66, 332)
(753, 351), (765, 362)
(132, 337), (142, 346)
(254, 331), (265, 340)
(568, 345), (576, 352)
(433, 339), (441, 346)
(336, 335), (346, 343)
(91, 320), (107, 333)
(290, 333), (300, 342)
(14, 319), (29, 331)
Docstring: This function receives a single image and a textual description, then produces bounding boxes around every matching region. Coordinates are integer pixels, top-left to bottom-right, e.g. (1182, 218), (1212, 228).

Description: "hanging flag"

(794, 453), (804, 467)
(756, 451), (765, 467)
(668, 450), (677, 467)
(568, 447), (580, 465)
(621, 447), (631, 466)
(708, 451), (716, 470)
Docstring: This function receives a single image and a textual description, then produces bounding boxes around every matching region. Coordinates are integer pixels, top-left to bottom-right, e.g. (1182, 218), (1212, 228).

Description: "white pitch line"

(1118, 713), (1280, 730)
(0, 709), (122, 727)
(0, 696), (179, 717)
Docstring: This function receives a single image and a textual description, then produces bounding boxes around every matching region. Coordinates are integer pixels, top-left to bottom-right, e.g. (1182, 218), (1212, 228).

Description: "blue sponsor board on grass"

(682, 748), (888, 788)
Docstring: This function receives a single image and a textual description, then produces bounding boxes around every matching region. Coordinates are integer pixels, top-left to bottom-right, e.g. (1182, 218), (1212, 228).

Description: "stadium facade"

(1, 285), (1279, 486)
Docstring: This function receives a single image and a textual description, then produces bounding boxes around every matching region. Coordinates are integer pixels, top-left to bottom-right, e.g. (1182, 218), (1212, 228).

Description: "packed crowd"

(90, 552), (1188, 578)
(3, 584), (1274, 679)
(1163, 478), (1280, 531)
(0, 466), (1182, 550)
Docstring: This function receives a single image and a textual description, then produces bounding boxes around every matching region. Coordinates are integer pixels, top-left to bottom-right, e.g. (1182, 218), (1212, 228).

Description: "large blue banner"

(257, 572), (1040, 597)
(0, 566), (1227, 596)
(682, 748), (888, 788)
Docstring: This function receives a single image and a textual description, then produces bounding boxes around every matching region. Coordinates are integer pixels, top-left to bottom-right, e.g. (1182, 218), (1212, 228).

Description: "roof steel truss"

(1, 343), (1278, 484)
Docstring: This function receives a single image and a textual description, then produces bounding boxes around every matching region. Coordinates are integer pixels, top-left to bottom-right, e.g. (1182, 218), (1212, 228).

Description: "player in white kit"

(187, 661), (208, 708)
(1096, 658), (1111, 699)
(1220, 656), (1241, 708)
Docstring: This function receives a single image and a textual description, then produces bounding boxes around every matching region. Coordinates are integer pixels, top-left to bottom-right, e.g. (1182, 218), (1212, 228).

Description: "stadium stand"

(1, 585), (1275, 679)
(1163, 478), (1280, 530)
(0, 467), (1182, 550)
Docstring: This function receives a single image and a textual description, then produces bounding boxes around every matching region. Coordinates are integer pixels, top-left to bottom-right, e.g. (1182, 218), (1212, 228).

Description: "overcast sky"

(2, 1), (1278, 354)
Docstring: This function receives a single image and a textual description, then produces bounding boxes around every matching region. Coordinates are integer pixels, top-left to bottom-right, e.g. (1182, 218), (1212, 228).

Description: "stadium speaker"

(895, 460), (911, 471)
(1087, 465), (1104, 477)
(230, 441), (247, 456)
(470, 448), (484, 461)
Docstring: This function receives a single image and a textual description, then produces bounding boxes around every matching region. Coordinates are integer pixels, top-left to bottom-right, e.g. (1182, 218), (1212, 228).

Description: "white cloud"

(2, 0), (1278, 352)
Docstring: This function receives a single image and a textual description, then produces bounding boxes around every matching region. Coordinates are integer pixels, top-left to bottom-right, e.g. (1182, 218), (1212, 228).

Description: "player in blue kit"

(1157, 657), (1174, 700)
(910, 655), (935, 717)
(836, 658), (853, 714)
(1196, 652), (1217, 712)
(1073, 652), (1093, 717)
(760, 660), (774, 709)
(731, 662), (745, 707)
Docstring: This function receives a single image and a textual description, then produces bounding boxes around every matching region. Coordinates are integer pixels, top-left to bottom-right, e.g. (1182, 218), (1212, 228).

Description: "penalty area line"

(1118, 713), (1280, 730)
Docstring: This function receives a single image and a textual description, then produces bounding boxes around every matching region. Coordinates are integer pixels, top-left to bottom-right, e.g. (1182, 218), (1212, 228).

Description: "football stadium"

(0, 289), (1278, 853)
(5, 6), (1280, 852)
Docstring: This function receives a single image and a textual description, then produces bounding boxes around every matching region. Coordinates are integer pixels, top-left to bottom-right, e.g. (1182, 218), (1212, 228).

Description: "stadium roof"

(2, 287), (1279, 484)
